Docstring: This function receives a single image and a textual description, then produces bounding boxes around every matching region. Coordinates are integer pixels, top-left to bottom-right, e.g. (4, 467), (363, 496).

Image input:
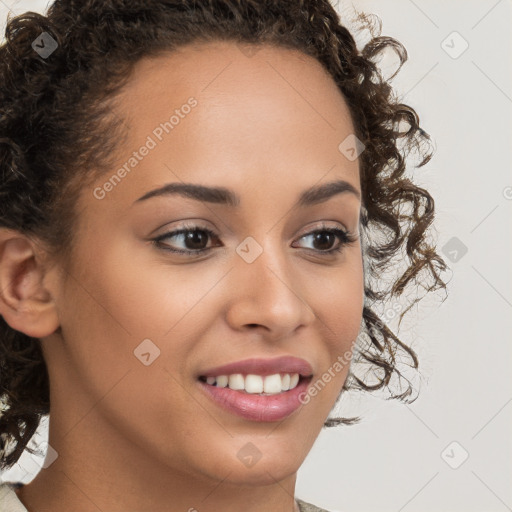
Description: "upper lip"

(198, 356), (313, 378)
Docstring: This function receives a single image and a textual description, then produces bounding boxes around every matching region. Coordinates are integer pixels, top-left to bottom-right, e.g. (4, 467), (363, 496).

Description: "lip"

(196, 356), (314, 422)
(197, 375), (312, 422)
(198, 356), (313, 378)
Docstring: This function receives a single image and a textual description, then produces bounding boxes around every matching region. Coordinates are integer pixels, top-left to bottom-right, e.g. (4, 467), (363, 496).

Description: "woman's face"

(43, 41), (364, 487)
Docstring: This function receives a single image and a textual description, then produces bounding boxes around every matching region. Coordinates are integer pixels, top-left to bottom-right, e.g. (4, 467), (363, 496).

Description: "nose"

(224, 241), (316, 340)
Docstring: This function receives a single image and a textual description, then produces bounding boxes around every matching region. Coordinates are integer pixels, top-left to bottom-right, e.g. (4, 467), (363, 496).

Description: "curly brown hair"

(0, 0), (449, 472)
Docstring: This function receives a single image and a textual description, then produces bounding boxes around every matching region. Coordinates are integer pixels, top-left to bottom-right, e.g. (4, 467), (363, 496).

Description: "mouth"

(196, 356), (313, 422)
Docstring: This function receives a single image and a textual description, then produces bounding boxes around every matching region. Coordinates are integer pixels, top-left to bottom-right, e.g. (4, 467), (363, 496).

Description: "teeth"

(245, 374), (263, 393)
(281, 374), (290, 390)
(263, 374), (282, 394)
(216, 375), (228, 388)
(203, 373), (301, 394)
(228, 374), (245, 391)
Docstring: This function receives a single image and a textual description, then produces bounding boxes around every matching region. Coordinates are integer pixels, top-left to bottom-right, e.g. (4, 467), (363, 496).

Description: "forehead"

(114, 39), (356, 148)
(91, 40), (360, 212)
(118, 39), (345, 102)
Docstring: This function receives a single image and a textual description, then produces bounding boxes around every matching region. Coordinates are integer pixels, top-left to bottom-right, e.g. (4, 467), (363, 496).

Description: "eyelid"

(297, 220), (349, 236)
(152, 223), (219, 245)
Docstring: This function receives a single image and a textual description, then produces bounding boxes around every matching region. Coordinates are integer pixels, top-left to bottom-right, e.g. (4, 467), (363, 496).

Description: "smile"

(197, 356), (313, 422)
(199, 373), (301, 395)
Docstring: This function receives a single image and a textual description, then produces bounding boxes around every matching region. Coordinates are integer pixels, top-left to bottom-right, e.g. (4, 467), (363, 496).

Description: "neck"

(17, 473), (300, 512)
(16, 409), (301, 512)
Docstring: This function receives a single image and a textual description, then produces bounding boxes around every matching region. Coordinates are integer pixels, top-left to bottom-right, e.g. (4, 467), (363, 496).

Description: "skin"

(0, 41), (364, 512)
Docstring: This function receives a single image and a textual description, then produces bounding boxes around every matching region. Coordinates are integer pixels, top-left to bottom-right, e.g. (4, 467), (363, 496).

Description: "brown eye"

(294, 228), (356, 255)
(310, 231), (337, 251)
(153, 226), (219, 255)
(180, 230), (210, 250)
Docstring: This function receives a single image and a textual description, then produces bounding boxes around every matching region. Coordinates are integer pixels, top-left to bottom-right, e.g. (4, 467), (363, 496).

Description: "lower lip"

(198, 377), (311, 422)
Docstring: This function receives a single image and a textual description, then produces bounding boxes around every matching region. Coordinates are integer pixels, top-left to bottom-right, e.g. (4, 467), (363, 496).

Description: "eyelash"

(152, 223), (358, 258)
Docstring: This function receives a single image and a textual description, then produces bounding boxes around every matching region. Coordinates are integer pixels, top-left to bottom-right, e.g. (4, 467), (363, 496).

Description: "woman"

(0, 1), (448, 510)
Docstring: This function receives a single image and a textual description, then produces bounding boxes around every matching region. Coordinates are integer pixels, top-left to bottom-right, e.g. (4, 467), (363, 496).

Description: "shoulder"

(0, 482), (28, 512)
(296, 497), (332, 512)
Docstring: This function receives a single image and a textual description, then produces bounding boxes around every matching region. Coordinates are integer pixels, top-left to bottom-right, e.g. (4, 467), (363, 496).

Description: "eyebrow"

(133, 179), (360, 208)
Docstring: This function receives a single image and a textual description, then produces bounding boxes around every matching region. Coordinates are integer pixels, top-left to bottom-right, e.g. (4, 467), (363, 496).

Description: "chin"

(225, 460), (300, 487)
(197, 445), (304, 487)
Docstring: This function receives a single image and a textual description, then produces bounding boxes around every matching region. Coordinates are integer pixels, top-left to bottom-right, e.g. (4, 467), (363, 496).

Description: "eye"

(152, 223), (358, 258)
(152, 225), (220, 256)
(293, 226), (358, 255)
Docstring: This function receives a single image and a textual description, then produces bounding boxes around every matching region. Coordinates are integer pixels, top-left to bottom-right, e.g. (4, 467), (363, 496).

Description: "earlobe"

(0, 229), (60, 338)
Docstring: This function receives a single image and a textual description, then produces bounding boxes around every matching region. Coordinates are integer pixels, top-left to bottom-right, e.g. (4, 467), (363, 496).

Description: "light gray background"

(1, 1), (511, 511)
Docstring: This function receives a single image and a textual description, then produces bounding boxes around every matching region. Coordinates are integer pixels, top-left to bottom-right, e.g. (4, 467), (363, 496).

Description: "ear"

(0, 228), (60, 338)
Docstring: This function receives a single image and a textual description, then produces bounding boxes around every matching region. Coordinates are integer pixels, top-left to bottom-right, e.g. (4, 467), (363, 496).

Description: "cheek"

(306, 255), (363, 400)
(315, 254), (364, 345)
(59, 235), (230, 384)
(55, 241), (213, 455)
(67, 233), (208, 340)
(59, 227), (363, 394)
